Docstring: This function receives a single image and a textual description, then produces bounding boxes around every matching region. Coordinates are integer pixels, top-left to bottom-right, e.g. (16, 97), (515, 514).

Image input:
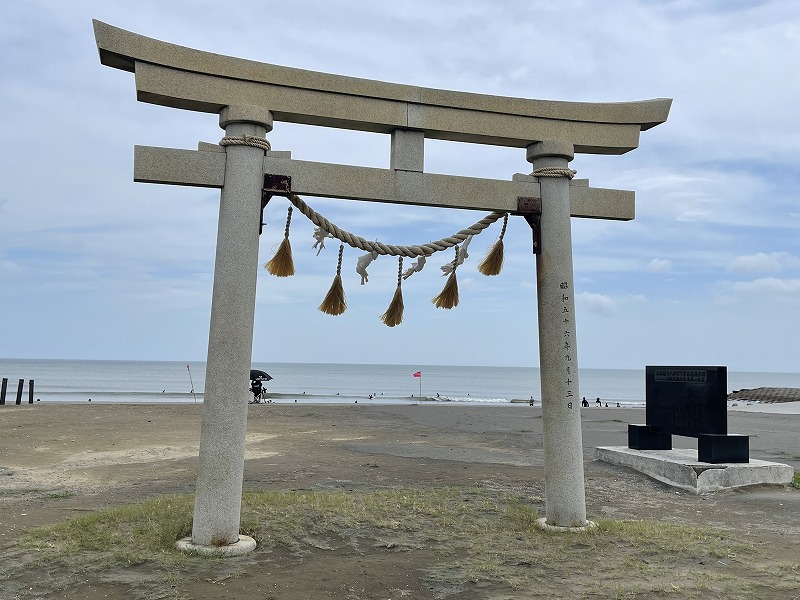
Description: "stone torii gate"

(94, 21), (670, 554)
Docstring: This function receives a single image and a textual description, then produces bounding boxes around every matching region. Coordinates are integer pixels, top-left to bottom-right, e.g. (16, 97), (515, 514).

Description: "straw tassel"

(264, 206), (295, 277)
(380, 257), (404, 327)
(318, 244), (347, 315)
(477, 213), (508, 276)
(432, 246), (460, 309)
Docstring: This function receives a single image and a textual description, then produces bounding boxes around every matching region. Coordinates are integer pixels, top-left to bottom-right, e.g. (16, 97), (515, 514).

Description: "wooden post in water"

(15, 379), (24, 405)
(0, 378), (7, 405)
(29, 379), (34, 404)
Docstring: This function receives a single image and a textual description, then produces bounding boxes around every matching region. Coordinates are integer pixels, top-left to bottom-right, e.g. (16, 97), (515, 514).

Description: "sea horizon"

(2, 358), (800, 406)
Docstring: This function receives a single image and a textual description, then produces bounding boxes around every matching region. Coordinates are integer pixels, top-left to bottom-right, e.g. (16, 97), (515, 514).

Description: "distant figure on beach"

(605, 403), (608, 408)
(251, 379), (263, 402)
(582, 398), (590, 407)
(616, 402), (621, 407)
(595, 398), (601, 406)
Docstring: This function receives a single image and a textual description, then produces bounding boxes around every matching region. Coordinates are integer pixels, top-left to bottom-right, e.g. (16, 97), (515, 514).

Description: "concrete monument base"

(176, 535), (257, 556)
(595, 446), (793, 494)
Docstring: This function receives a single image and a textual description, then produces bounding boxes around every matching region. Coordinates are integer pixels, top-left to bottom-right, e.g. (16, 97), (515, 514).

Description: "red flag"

(413, 371), (421, 377)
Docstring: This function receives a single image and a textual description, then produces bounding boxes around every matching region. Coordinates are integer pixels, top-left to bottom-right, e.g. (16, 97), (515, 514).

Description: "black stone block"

(628, 424), (672, 450)
(698, 434), (749, 463)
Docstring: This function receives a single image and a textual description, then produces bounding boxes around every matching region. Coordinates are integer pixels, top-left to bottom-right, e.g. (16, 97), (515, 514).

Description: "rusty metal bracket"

(260, 174), (292, 235)
(258, 196), (270, 235)
(515, 196), (542, 215)
(523, 214), (541, 255)
(515, 197), (542, 255)
(263, 173), (291, 195)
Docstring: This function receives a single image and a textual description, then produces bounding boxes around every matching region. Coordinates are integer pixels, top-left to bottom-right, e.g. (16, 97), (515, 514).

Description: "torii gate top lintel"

(93, 20), (670, 155)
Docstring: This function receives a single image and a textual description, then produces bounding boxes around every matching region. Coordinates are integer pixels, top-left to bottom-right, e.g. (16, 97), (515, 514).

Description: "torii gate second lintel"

(134, 142), (636, 220)
(93, 20), (670, 554)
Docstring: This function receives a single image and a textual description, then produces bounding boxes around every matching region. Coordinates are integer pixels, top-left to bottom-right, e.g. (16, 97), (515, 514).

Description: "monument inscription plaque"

(646, 366), (727, 437)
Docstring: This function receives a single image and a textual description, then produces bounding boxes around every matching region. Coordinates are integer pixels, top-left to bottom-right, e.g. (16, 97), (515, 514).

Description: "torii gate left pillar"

(178, 106), (272, 555)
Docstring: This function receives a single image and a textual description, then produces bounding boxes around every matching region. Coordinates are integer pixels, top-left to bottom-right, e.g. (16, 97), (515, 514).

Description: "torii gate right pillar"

(528, 141), (591, 529)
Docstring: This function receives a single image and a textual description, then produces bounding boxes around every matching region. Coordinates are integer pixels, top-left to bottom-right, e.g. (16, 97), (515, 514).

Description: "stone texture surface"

(595, 446), (794, 494)
(190, 116), (269, 551)
(134, 146), (226, 188)
(94, 20), (671, 154)
(133, 146), (634, 219)
(529, 141), (588, 528)
(262, 155), (541, 212)
(569, 184), (635, 220)
(176, 535), (256, 556)
(390, 129), (425, 172)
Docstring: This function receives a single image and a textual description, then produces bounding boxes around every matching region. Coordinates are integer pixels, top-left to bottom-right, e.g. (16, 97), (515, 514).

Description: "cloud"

(576, 292), (616, 316)
(730, 277), (800, 297)
(646, 258), (673, 272)
(0, 259), (22, 274)
(619, 167), (778, 229)
(727, 252), (800, 273)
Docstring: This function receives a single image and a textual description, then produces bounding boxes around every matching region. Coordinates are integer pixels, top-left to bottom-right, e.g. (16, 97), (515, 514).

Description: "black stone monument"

(628, 366), (749, 463)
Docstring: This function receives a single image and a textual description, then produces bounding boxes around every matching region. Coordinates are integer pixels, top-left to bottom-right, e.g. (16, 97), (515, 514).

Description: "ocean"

(2, 359), (800, 407)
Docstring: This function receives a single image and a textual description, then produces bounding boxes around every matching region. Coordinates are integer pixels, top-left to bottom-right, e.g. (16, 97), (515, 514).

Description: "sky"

(1, 0), (799, 372)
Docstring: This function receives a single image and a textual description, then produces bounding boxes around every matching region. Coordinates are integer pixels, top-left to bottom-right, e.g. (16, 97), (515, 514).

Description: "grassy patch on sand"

(0, 488), (75, 499)
(3, 488), (798, 599)
(24, 495), (194, 565)
(793, 471), (800, 490)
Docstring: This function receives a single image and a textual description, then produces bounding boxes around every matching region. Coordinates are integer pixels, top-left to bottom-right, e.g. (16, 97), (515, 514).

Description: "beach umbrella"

(250, 369), (273, 382)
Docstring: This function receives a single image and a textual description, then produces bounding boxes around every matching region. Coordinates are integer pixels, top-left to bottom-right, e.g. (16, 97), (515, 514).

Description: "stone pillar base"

(536, 518), (598, 532)
(176, 535), (256, 556)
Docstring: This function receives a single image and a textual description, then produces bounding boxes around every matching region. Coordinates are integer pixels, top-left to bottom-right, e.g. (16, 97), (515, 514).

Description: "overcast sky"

(1, 0), (799, 372)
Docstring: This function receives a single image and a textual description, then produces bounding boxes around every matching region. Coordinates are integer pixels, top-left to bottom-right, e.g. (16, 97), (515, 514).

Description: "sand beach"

(1, 401), (798, 598)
